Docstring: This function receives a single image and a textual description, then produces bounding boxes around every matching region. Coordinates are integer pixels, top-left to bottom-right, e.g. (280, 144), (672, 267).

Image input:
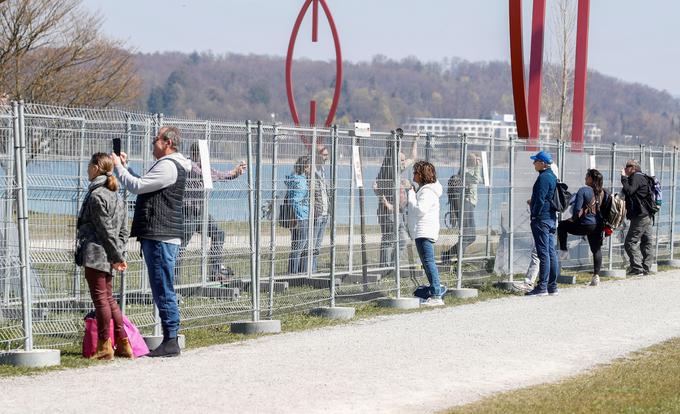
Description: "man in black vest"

(113, 126), (192, 357)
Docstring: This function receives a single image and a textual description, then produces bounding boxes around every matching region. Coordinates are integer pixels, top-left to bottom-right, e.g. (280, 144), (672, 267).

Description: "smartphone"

(112, 138), (121, 156)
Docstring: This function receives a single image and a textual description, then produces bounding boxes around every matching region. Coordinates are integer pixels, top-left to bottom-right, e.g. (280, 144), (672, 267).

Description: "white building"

(405, 114), (602, 142)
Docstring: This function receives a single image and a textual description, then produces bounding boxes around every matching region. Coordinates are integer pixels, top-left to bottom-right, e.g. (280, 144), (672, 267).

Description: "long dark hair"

(587, 168), (603, 197)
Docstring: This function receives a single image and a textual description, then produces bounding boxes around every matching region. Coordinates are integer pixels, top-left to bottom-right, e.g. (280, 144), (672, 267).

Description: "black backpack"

(277, 194), (297, 228)
(551, 181), (572, 213)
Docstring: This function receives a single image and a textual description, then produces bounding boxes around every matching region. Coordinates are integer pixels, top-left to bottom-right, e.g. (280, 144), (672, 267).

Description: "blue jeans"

(530, 219), (560, 292)
(141, 238), (181, 339)
(289, 219), (309, 274)
(312, 215), (328, 272)
(415, 238), (442, 298)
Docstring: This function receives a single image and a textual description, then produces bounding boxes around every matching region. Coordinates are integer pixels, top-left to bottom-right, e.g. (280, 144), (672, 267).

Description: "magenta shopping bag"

(122, 315), (149, 357)
(82, 314), (113, 358)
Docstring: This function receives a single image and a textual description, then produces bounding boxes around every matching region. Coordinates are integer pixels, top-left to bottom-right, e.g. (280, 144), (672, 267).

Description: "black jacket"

(621, 172), (650, 219)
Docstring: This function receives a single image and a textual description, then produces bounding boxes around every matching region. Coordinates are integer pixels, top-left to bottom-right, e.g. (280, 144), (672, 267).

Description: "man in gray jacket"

(112, 126), (192, 357)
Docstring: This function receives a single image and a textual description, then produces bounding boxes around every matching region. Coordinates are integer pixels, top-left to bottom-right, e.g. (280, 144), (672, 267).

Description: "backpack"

(277, 195), (297, 228)
(641, 174), (661, 215)
(446, 173), (464, 227)
(600, 192), (626, 230)
(551, 181), (572, 213)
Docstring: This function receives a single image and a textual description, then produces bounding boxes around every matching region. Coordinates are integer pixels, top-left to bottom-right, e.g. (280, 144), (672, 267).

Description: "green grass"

(444, 337), (680, 414)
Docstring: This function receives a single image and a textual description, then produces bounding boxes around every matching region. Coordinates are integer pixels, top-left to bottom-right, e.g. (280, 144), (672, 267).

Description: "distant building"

(404, 113), (602, 142)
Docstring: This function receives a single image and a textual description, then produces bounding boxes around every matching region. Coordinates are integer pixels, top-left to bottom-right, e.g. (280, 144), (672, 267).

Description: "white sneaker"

(559, 250), (569, 261)
(421, 297), (445, 307)
(515, 282), (533, 292)
(590, 275), (600, 286)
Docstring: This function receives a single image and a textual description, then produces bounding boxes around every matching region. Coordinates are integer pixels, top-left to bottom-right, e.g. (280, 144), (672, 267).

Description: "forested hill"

(134, 52), (680, 145)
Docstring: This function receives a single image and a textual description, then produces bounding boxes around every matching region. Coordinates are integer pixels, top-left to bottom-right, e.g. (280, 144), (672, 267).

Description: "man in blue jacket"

(526, 151), (560, 296)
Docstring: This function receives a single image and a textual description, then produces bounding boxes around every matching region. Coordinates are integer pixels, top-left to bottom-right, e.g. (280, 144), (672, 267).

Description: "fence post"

(245, 120), (258, 321)
(655, 146), (665, 261)
(230, 121), (280, 334)
(119, 115), (132, 313)
(425, 132), (432, 162)
(268, 124), (279, 317)
(306, 127), (318, 277)
(348, 133), (355, 276)
(392, 131), (401, 298)
(670, 147), (678, 261)
(72, 119), (86, 301)
(199, 121), (211, 287)
(456, 136), (468, 289)
(608, 143), (617, 270)
(152, 114), (163, 337)
(329, 126), (339, 307)
(15, 101), (32, 351)
(508, 137), (515, 280)
(485, 136), (495, 258)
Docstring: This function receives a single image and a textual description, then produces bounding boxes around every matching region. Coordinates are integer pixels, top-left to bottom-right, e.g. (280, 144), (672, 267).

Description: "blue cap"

(530, 150), (553, 164)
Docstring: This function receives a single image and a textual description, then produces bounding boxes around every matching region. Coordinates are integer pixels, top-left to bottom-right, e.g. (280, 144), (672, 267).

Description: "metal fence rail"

(0, 101), (678, 352)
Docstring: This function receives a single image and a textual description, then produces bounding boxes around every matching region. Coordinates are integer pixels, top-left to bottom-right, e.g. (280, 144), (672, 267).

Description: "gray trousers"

(624, 215), (655, 273)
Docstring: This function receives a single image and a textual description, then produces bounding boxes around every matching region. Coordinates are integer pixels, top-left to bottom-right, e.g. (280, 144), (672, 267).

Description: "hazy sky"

(84, 0), (680, 95)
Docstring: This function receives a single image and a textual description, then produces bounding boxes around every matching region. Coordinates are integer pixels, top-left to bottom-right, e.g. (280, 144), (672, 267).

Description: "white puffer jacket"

(407, 181), (443, 241)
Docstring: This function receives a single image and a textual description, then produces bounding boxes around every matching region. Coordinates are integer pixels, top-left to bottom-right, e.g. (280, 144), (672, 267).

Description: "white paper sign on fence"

(589, 155), (596, 169)
(649, 156), (655, 177)
(198, 139), (213, 189)
(352, 145), (364, 188)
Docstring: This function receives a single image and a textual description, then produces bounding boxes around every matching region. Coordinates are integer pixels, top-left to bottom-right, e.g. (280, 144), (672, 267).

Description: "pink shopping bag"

(82, 313), (149, 358)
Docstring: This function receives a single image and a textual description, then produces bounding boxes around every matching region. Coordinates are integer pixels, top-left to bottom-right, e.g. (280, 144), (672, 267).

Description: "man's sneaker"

(559, 250), (569, 261)
(439, 285), (448, 298)
(421, 297), (445, 307)
(548, 289), (559, 296)
(626, 269), (645, 277)
(147, 337), (181, 358)
(590, 274), (600, 286)
(525, 288), (548, 297)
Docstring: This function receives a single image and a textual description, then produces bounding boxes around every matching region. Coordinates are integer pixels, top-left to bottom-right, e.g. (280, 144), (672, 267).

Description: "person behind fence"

(113, 126), (191, 358)
(180, 142), (246, 281)
(285, 155), (311, 274)
(525, 150), (560, 296)
(407, 161), (445, 306)
(621, 159), (656, 275)
(374, 130), (418, 270)
(76, 153), (130, 360)
(558, 169), (606, 287)
(442, 152), (483, 262)
(312, 145), (330, 272)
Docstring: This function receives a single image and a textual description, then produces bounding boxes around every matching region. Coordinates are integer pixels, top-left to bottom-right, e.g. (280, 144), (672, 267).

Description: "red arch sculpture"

(509, 0), (591, 149)
(285, 0), (343, 129)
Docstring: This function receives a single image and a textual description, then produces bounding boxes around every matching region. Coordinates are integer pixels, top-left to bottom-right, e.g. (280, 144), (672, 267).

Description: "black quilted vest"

(130, 158), (187, 240)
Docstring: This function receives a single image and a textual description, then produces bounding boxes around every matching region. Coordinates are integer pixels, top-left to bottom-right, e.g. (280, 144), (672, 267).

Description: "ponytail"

(105, 173), (119, 192)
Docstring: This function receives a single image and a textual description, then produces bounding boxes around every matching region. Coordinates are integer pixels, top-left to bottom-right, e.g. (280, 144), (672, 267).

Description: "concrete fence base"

(0, 349), (60, 368)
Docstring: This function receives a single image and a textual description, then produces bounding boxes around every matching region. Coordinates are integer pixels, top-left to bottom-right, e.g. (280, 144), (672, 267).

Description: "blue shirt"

(285, 173), (309, 220)
(530, 168), (557, 221)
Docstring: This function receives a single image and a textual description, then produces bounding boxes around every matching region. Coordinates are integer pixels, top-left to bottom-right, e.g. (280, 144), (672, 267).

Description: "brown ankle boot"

(91, 338), (114, 360)
(114, 337), (134, 359)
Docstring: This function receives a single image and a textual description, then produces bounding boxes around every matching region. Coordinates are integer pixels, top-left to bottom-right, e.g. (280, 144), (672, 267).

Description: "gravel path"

(3, 271), (680, 414)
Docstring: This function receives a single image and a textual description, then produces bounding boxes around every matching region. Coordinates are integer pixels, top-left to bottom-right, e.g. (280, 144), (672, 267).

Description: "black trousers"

(557, 219), (603, 275)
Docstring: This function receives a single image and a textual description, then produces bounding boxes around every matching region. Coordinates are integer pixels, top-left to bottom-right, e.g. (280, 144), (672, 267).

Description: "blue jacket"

(530, 168), (557, 221)
(285, 173), (309, 220)
(571, 186), (597, 225)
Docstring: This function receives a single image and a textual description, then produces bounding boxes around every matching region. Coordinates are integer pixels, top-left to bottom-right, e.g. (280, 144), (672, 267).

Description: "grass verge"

(444, 337), (680, 414)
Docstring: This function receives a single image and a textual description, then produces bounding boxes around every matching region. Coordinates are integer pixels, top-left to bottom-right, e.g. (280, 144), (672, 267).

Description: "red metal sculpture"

(286, 0), (343, 128)
(509, 0), (591, 149)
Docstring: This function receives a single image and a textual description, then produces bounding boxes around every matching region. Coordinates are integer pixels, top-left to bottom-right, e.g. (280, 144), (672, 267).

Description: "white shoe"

(590, 275), (600, 286)
(559, 250), (569, 261)
(421, 297), (445, 307)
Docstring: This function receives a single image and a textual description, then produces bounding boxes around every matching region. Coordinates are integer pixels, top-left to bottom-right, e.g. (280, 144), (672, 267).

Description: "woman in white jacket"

(407, 161), (445, 306)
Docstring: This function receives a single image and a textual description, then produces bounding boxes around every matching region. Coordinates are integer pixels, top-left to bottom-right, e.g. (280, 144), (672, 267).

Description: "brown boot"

(114, 337), (134, 359)
(91, 338), (114, 360)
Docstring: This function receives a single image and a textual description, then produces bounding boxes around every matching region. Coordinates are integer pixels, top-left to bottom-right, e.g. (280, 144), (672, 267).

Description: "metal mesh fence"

(1, 101), (679, 352)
